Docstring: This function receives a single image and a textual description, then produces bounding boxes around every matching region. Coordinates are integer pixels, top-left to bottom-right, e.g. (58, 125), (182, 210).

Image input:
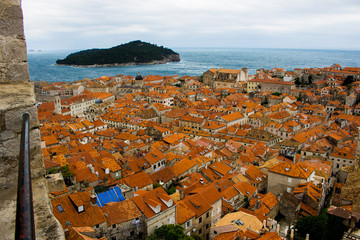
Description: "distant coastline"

(27, 48), (360, 82)
(55, 58), (175, 68)
(55, 40), (180, 67)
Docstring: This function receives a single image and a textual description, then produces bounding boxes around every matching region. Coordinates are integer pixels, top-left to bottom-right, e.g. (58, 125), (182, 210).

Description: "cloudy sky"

(22, 0), (360, 50)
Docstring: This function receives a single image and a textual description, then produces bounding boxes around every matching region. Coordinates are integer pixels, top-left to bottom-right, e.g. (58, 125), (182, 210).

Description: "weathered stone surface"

(0, 129), (16, 141)
(0, 187), (17, 240)
(0, 1), (24, 37)
(0, 0), (65, 237)
(0, 36), (28, 64)
(46, 173), (66, 193)
(0, 82), (35, 111)
(1, 134), (20, 157)
(0, 113), (4, 131)
(4, 62), (30, 82)
(5, 106), (38, 132)
(33, 178), (65, 240)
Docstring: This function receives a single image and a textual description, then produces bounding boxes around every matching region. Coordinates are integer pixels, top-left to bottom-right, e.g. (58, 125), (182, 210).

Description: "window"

(57, 204), (64, 213)
(199, 229), (202, 235)
(130, 231), (134, 236)
(206, 212), (210, 218)
(96, 224), (99, 228)
(206, 224), (209, 229)
(186, 220), (192, 229)
(199, 217), (202, 223)
(112, 224), (116, 229)
(287, 187), (291, 193)
(111, 237), (116, 240)
(288, 178), (292, 183)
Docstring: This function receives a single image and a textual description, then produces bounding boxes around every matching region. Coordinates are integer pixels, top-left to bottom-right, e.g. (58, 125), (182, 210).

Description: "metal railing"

(15, 113), (35, 239)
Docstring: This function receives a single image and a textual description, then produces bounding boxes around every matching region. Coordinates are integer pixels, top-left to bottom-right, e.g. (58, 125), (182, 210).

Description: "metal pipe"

(15, 113), (35, 240)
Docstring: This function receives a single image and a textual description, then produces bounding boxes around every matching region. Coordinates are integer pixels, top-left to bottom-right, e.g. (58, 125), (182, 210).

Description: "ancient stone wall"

(0, 0), (30, 82)
(0, 1), (64, 239)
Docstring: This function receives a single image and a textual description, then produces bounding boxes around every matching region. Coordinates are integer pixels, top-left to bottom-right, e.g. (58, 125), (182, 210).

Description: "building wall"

(210, 198), (223, 226)
(146, 205), (177, 235)
(105, 217), (146, 240)
(195, 210), (212, 240)
(260, 82), (295, 94)
(330, 156), (356, 174)
(267, 171), (309, 196)
(180, 216), (196, 237)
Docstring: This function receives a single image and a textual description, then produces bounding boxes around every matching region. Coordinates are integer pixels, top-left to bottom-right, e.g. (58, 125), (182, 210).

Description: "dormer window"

(156, 205), (161, 213)
(78, 205), (84, 213)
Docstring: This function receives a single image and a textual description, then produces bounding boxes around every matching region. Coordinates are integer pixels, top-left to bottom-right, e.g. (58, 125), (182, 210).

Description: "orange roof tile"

(269, 162), (314, 179)
(101, 200), (142, 226)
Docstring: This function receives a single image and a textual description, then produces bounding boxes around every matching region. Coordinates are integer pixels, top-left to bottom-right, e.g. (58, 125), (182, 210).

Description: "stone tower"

(54, 95), (62, 114)
(0, 1), (64, 239)
(135, 71), (144, 87)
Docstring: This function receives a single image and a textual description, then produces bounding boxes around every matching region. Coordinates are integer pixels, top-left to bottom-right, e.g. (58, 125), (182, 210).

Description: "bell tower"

(54, 94), (62, 114)
(135, 72), (144, 87)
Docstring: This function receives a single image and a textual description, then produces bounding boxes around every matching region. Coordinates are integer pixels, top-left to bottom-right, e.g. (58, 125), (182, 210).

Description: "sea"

(27, 48), (360, 83)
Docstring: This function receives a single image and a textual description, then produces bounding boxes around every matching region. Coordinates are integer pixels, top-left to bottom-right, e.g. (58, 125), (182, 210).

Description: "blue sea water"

(27, 48), (360, 82)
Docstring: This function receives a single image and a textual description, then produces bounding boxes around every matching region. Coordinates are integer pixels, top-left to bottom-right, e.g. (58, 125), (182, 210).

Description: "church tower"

(135, 72), (144, 87)
(54, 95), (62, 114)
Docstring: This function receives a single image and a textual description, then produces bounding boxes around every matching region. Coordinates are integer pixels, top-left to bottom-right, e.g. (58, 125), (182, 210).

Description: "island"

(56, 40), (180, 67)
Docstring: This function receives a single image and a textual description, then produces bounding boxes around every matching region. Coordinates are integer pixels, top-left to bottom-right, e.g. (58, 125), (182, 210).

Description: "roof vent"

(285, 167), (290, 171)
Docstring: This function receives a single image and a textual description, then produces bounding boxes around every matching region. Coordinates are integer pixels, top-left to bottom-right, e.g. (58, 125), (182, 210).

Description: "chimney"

(179, 188), (184, 200)
(255, 199), (261, 209)
(276, 224), (280, 234)
(290, 229), (294, 240)
(305, 234), (310, 240)
(90, 195), (97, 205)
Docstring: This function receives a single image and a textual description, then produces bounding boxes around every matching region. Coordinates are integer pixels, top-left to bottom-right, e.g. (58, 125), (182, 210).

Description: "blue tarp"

(96, 186), (125, 207)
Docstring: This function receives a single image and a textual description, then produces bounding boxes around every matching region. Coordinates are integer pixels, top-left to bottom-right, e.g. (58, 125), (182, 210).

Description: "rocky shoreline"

(55, 54), (180, 68)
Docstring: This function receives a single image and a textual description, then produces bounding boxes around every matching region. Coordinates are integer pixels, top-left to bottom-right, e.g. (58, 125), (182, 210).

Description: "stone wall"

(0, 0), (30, 82)
(0, 1), (64, 239)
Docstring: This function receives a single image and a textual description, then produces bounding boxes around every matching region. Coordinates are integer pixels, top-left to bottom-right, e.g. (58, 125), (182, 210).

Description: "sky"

(22, 0), (360, 51)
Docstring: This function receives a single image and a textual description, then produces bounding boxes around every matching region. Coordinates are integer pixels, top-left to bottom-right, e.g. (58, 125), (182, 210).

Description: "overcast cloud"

(22, 0), (360, 50)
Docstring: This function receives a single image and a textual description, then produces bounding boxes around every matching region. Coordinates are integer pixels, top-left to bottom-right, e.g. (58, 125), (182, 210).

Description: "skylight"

(57, 204), (64, 213)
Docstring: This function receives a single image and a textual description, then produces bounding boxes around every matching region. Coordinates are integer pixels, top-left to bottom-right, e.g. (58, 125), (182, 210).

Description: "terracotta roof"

(176, 200), (196, 224)
(245, 165), (267, 184)
(257, 232), (282, 240)
(150, 166), (176, 184)
(212, 211), (263, 233)
(101, 200), (142, 226)
(182, 193), (212, 217)
(269, 162), (314, 179)
(198, 185), (223, 205)
(222, 112), (245, 122)
(172, 158), (197, 177)
(121, 171), (153, 189)
(131, 187), (174, 219)
(52, 191), (106, 229)
(209, 162), (232, 176)
(67, 227), (106, 240)
(145, 149), (166, 165)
